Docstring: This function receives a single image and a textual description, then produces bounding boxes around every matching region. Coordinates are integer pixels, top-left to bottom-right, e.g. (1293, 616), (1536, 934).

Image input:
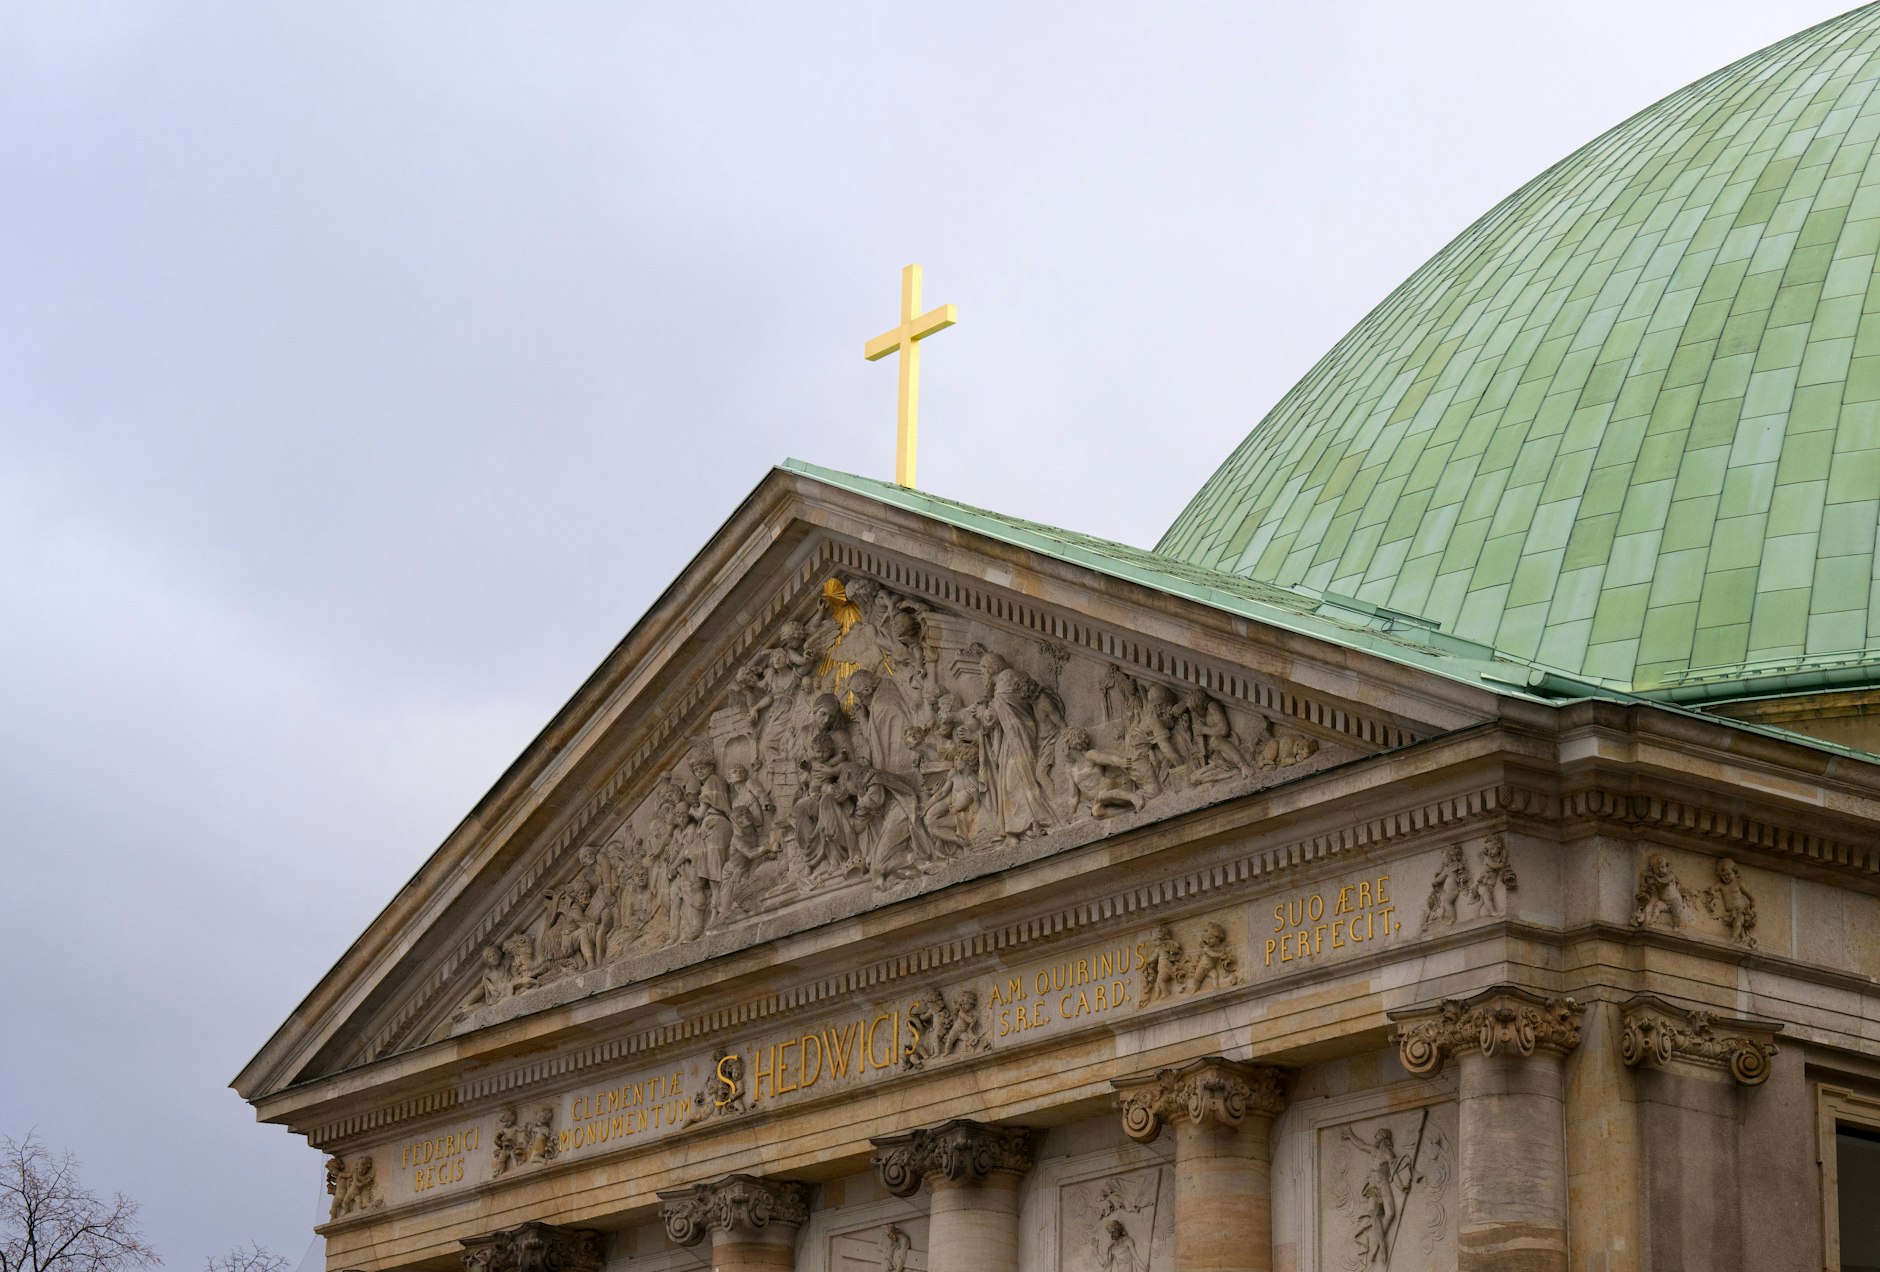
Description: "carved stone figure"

(1702, 857), (1757, 946)
(849, 759), (929, 886)
(539, 879), (601, 971)
(1631, 853), (1698, 930)
(972, 650), (1057, 844)
(1420, 845), (1472, 932)
(1471, 834), (1518, 918)
(903, 985), (989, 1069)
(1326, 1109), (1452, 1272)
(520, 1105), (558, 1166)
(696, 1048), (747, 1118)
(1097, 1219), (1142, 1272)
(1187, 921), (1240, 991)
(490, 1106), (521, 1177)
(456, 947), (515, 1020)
(437, 569), (1355, 1011)
(1139, 925), (1186, 1006)
(1063, 727), (1145, 818)
(881, 1224), (912, 1272)
(324, 1154), (383, 1219)
(922, 740), (982, 851)
(1180, 687), (1255, 784)
(665, 816), (713, 944)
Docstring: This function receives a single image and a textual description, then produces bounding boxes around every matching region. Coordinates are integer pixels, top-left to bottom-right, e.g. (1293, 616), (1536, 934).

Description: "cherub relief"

(519, 1105), (558, 1165)
(1420, 846), (1473, 932)
(324, 1154), (383, 1220)
(1632, 853), (1698, 930)
(1471, 834), (1518, 918)
(1140, 925), (1186, 1006)
(490, 1106), (521, 1177)
(1187, 921), (1240, 991)
(1703, 857), (1758, 946)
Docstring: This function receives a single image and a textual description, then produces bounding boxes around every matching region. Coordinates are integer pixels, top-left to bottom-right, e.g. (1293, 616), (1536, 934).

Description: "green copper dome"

(1161, 6), (1880, 694)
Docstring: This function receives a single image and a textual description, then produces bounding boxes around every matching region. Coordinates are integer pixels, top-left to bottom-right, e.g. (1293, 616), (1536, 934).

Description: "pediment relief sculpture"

(445, 570), (1340, 1029)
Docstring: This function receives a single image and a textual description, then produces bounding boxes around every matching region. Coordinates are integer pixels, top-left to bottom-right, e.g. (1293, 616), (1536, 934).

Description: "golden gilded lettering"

(1267, 875), (1395, 969)
(398, 1123), (480, 1195)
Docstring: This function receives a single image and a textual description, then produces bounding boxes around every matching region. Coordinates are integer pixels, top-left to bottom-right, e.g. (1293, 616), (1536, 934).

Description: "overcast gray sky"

(0, 0), (1852, 1259)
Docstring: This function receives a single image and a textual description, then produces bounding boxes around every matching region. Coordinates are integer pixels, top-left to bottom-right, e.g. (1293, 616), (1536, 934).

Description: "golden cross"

(864, 264), (956, 488)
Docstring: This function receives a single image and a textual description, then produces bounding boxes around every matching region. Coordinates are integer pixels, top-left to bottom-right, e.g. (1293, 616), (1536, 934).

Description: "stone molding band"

(1391, 986), (1583, 1076)
(656, 1175), (811, 1245)
(460, 1222), (604, 1272)
(1618, 995), (1781, 1085)
(1112, 1057), (1288, 1142)
(870, 1119), (1037, 1195)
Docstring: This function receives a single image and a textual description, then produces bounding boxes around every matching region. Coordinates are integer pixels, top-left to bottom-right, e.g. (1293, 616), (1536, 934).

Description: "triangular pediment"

(235, 464), (1506, 1107)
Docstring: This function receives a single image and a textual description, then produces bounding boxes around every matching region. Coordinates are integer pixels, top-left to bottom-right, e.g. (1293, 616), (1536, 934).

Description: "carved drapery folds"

(451, 571), (1331, 1023)
(1392, 987), (1583, 1076)
(1112, 1057), (1287, 1142)
(459, 1223), (604, 1272)
(871, 1119), (1037, 1196)
(657, 1175), (811, 1245)
(1618, 996), (1780, 1085)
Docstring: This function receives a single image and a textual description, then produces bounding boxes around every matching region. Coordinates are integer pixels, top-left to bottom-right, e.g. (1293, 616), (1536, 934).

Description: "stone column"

(460, 1222), (605, 1272)
(1394, 987), (1583, 1272)
(872, 1119), (1036, 1272)
(1112, 1057), (1288, 1272)
(1617, 995), (1788, 1271)
(658, 1174), (810, 1272)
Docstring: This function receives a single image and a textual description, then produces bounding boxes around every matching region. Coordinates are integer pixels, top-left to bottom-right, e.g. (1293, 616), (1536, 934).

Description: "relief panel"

(1317, 1104), (1456, 1272)
(442, 568), (1348, 1038)
(1057, 1164), (1174, 1272)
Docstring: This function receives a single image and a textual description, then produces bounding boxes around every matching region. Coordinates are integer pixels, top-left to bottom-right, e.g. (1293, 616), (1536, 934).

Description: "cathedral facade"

(240, 10), (1880, 1272)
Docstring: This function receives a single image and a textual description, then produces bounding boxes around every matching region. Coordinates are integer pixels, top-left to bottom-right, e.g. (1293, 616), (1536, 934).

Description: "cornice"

(289, 769), (1514, 1147)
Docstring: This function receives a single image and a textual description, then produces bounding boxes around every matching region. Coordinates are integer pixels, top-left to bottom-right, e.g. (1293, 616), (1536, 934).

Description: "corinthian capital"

(1112, 1057), (1287, 1143)
(656, 1175), (810, 1246)
(1391, 986), (1582, 1076)
(1619, 995), (1781, 1086)
(870, 1119), (1037, 1196)
(459, 1223), (604, 1272)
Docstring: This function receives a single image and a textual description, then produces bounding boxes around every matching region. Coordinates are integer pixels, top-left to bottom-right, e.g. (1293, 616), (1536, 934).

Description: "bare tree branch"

(203, 1244), (289, 1272)
(0, 1135), (157, 1272)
